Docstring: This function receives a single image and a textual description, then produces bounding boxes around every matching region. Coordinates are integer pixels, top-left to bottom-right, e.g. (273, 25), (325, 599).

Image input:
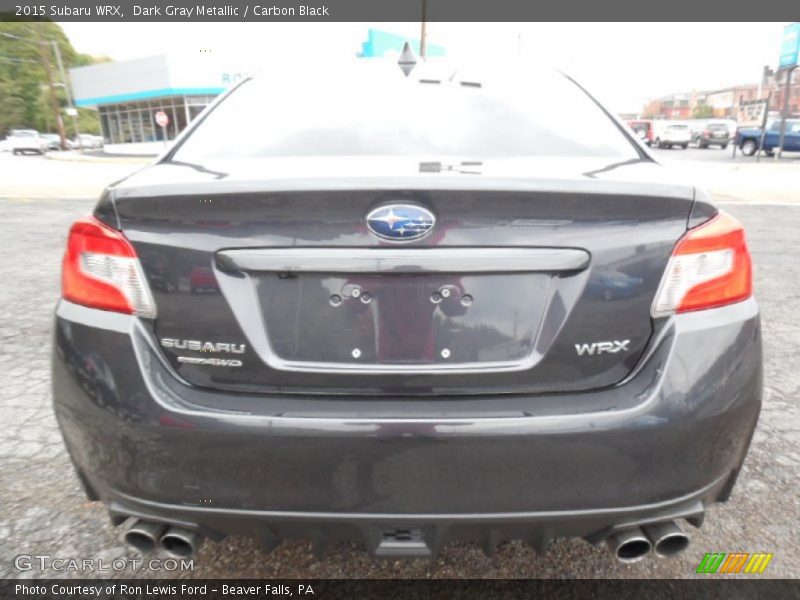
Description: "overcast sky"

(61, 22), (790, 112)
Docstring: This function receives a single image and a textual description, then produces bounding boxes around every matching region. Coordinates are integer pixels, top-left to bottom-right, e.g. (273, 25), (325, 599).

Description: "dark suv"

(52, 64), (762, 564)
(695, 123), (731, 149)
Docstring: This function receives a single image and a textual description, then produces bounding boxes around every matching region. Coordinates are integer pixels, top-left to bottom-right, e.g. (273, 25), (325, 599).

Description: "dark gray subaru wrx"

(52, 64), (762, 563)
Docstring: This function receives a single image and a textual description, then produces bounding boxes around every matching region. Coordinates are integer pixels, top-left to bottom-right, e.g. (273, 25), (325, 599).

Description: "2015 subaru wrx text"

(52, 62), (761, 563)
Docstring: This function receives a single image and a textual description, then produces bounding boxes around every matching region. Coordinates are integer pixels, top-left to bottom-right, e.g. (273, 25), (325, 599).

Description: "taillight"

(62, 215), (156, 317)
(651, 211), (752, 317)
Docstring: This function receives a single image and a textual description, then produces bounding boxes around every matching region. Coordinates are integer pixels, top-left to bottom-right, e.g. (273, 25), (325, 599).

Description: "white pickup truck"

(7, 129), (48, 155)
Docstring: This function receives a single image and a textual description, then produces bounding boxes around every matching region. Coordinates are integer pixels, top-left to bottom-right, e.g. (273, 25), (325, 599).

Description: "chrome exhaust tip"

(160, 526), (202, 559)
(606, 527), (652, 563)
(124, 520), (166, 554)
(644, 521), (690, 557)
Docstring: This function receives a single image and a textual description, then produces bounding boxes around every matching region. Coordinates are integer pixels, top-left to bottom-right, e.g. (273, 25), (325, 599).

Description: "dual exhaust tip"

(607, 521), (690, 563)
(124, 520), (201, 559)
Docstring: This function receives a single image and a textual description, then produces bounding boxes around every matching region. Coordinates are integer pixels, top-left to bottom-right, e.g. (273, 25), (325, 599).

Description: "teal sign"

(358, 29), (445, 58)
(779, 22), (800, 70)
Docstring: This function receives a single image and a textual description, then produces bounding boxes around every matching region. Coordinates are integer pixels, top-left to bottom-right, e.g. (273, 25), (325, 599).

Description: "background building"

(70, 53), (248, 153)
(705, 84), (759, 118)
(358, 28), (445, 58)
(642, 93), (694, 119)
(761, 66), (800, 117)
(643, 66), (799, 125)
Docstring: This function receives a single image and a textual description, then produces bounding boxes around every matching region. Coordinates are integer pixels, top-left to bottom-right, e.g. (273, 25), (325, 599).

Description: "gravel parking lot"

(0, 154), (798, 579)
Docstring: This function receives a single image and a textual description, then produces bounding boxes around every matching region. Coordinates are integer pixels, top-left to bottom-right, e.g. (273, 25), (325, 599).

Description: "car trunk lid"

(110, 157), (694, 396)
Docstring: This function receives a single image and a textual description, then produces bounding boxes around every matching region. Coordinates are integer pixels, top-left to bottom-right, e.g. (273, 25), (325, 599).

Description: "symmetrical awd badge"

(366, 204), (435, 241)
(161, 338), (246, 368)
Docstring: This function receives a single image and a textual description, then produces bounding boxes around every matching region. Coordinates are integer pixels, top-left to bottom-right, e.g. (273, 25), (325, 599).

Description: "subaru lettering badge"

(366, 204), (435, 241)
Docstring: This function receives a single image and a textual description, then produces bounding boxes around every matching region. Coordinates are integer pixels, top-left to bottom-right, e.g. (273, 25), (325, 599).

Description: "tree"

(692, 104), (714, 119)
(0, 71), (27, 134)
(0, 21), (109, 136)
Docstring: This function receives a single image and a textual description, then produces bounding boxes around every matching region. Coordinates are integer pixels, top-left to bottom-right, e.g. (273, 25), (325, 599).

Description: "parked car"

(626, 119), (654, 146)
(41, 134), (63, 151)
(69, 133), (104, 149)
(8, 129), (47, 155)
(52, 64), (761, 565)
(694, 123), (730, 149)
(735, 118), (800, 156)
(652, 122), (691, 149)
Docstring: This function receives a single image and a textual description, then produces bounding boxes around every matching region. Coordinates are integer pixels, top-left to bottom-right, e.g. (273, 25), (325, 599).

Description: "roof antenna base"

(398, 41), (418, 77)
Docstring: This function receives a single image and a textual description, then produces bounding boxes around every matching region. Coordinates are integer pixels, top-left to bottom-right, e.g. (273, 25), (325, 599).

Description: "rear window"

(708, 124), (728, 131)
(667, 125), (688, 131)
(770, 120), (800, 131)
(173, 67), (639, 162)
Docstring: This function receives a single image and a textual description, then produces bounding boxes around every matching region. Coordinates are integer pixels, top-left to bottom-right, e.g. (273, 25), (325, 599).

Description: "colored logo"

(366, 204), (435, 241)
(696, 552), (773, 574)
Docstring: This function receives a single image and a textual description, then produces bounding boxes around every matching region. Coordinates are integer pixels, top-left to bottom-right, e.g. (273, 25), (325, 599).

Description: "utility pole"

(777, 66), (796, 159)
(419, 0), (427, 59)
(756, 92), (772, 163)
(35, 29), (67, 150)
(40, 87), (51, 132)
(52, 40), (81, 148)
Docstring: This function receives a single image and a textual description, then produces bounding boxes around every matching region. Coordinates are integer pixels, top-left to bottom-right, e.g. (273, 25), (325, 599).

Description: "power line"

(0, 30), (51, 43)
(0, 55), (40, 64)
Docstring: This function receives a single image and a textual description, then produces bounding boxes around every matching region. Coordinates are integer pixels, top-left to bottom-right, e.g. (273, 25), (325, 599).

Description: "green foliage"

(0, 22), (107, 137)
(76, 108), (101, 135)
(692, 104), (714, 119)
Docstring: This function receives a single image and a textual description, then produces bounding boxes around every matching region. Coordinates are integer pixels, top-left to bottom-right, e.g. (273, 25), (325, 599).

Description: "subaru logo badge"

(366, 204), (435, 241)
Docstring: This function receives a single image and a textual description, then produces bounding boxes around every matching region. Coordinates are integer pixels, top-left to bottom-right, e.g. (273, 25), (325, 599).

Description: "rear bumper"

(698, 137), (730, 145)
(52, 299), (762, 555)
(104, 475), (731, 556)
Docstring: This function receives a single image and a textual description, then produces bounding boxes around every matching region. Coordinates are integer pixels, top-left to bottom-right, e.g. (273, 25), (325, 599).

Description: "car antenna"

(397, 41), (417, 77)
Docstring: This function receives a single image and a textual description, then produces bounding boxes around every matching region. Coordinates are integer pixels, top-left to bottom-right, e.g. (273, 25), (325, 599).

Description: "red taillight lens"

(651, 211), (752, 317)
(62, 216), (156, 317)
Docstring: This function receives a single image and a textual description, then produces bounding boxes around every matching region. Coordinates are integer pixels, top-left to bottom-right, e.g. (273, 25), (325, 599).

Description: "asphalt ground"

(0, 153), (797, 579)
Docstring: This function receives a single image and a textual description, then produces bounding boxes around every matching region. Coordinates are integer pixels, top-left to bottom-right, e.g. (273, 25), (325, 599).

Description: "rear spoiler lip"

(109, 173), (696, 201)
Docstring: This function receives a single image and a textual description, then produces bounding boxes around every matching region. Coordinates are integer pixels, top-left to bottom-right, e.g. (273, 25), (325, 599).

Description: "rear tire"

(740, 139), (758, 156)
(721, 144), (728, 150)
(681, 144), (688, 149)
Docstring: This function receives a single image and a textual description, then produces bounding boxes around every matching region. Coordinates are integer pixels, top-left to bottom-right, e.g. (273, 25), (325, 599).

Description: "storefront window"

(141, 108), (155, 142)
(99, 112), (111, 144)
(96, 95), (218, 145)
(175, 103), (188, 136)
